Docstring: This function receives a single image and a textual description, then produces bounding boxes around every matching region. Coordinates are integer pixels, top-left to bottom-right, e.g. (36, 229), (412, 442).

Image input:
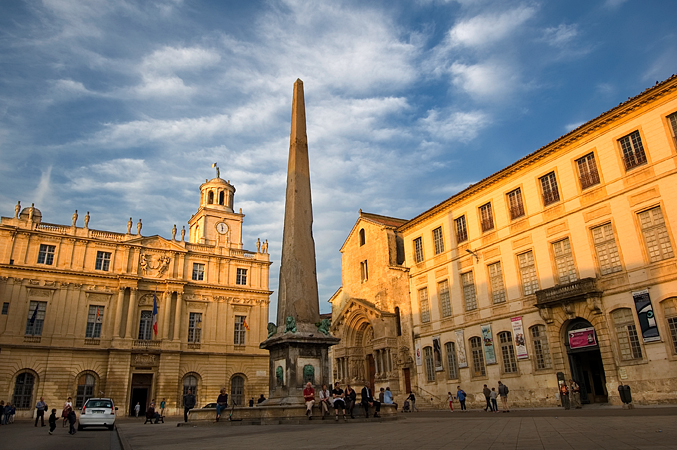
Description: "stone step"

(178, 414), (399, 427)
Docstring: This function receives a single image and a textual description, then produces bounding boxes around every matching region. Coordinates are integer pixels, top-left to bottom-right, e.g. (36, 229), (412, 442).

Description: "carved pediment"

(128, 235), (186, 252)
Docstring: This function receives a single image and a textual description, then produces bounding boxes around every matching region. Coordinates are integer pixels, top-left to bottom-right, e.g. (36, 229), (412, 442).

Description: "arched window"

(498, 331), (517, 374)
(208, 191), (214, 204)
(423, 346), (435, 382)
(530, 325), (552, 370)
(219, 191), (225, 205)
(612, 308), (642, 360)
(230, 375), (244, 406)
(470, 337), (486, 377)
(76, 373), (96, 408)
(13, 372), (35, 409)
(182, 374), (198, 406)
(445, 341), (458, 379)
(359, 229), (365, 246)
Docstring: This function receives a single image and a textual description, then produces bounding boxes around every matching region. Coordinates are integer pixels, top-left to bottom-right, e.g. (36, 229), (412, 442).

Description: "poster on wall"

(632, 289), (661, 343)
(510, 316), (529, 359)
(415, 342), (422, 366)
(455, 329), (468, 368)
(568, 327), (597, 349)
(432, 336), (444, 372)
(480, 324), (497, 365)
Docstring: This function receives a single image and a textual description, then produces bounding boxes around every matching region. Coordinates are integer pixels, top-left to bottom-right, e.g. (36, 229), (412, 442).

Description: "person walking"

(35, 397), (47, 427)
(569, 379), (582, 409)
(560, 383), (570, 410)
(62, 397), (73, 427)
(183, 389), (196, 423)
(160, 398), (166, 417)
(447, 392), (454, 412)
(215, 388), (228, 422)
(2, 401), (9, 425)
(456, 386), (467, 411)
(318, 384), (332, 418)
(345, 384), (357, 418)
(303, 382), (315, 419)
(498, 381), (510, 412)
(483, 384), (492, 412)
(332, 382), (346, 421)
(490, 387), (498, 412)
(134, 402), (141, 418)
(361, 383), (380, 418)
(406, 392), (418, 412)
(8, 403), (16, 424)
(48, 408), (57, 435)
(67, 408), (77, 435)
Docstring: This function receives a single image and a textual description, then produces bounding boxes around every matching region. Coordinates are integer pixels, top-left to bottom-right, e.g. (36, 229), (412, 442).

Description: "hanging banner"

(568, 327), (597, 349)
(481, 324), (497, 365)
(432, 336), (444, 372)
(455, 329), (468, 368)
(415, 342), (422, 366)
(510, 316), (529, 359)
(632, 289), (660, 343)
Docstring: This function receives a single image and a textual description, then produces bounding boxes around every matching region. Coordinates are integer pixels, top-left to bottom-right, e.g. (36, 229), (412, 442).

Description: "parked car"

(202, 402), (218, 408)
(78, 398), (117, 430)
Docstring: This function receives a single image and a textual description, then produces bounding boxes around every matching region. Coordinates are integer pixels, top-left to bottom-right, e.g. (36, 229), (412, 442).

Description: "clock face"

(216, 222), (229, 234)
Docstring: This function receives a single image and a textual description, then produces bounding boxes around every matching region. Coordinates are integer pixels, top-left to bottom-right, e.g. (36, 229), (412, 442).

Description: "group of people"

(303, 382), (391, 420)
(559, 379), (582, 409)
(0, 401), (16, 425)
(450, 381), (510, 412)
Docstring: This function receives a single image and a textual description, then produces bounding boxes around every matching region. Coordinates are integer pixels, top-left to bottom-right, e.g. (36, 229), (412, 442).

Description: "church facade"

(0, 175), (271, 417)
(332, 75), (677, 407)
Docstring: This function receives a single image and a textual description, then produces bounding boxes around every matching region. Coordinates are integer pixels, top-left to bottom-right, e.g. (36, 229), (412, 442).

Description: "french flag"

(152, 292), (158, 336)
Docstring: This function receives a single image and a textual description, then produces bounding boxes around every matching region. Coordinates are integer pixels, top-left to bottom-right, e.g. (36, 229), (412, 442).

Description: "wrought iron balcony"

(535, 277), (601, 307)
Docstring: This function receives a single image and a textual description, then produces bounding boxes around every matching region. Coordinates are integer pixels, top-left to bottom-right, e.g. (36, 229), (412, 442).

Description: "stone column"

(113, 287), (125, 338)
(173, 292), (183, 342)
(124, 288), (137, 339)
(162, 291), (172, 340)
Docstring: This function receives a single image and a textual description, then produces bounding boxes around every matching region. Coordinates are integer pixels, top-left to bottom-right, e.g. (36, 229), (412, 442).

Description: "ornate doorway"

(367, 354), (376, 393)
(565, 319), (608, 403)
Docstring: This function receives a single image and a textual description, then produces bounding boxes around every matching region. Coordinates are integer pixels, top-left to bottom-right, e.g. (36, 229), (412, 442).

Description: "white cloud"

(33, 166), (53, 206)
(450, 61), (518, 98)
(419, 109), (490, 141)
(448, 6), (537, 48)
(604, 0), (629, 9)
(542, 24), (578, 47)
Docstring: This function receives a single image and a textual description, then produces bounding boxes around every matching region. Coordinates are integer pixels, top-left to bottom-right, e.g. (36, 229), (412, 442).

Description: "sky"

(1, 0), (676, 322)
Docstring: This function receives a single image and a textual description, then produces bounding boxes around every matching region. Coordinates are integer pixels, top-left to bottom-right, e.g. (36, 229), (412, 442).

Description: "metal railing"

(535, 277), (600, 306)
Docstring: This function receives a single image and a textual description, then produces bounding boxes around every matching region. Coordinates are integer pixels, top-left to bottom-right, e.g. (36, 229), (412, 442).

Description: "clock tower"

(188, 171), (244, 248)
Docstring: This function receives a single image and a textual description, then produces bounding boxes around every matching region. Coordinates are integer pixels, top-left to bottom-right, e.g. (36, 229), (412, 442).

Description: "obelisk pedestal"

(260, 79), (339, 406)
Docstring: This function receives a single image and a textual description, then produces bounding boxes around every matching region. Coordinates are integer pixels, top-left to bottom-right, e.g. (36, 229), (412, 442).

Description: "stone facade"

(0, 175), (271, 417)
(332, 75), (677, 407)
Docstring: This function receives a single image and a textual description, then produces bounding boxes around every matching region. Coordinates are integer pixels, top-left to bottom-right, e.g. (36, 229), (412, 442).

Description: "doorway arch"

(564, 318), (608, 403)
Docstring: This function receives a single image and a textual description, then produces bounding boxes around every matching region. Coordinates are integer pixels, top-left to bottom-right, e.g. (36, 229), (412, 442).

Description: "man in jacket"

(483, 385), (492, 412)
(35, 397), (47, 427)
(183, 389), (196, 423)
(303, 382), (315, 419)
(498, 381), (510, 412)
(360, 384), (380, 418)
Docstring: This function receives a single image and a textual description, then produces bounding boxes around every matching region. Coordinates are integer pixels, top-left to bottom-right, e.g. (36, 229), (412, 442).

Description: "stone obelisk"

(260, 79), (339, 406)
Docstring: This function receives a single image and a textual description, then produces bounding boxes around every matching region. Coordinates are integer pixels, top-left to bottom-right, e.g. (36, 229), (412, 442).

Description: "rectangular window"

(25, 301), (46, 336)
(470, 337), (486, 377)
(499, 332), (518, 374)
(95, 251), (111, 271)
(592, 223), (622, 275)
(445, 341), (459, 379)
(433, 227), (445, 255)
(488, 261), (506, 304)
(138, 310), (153, 340)
(424, 346), (435, 382)
(530, 325), (552, 370)
(419, 287), (431, 323)
(234, 316), (246, 345)
(461, 271), (477, 311)
(192, 263), (205, 281)
(413, 237), (424, 263)
(518, 251), (539, 296)
(553, 238), (577, 284)
(455, 216), (468, 243)
(360, 260), (368, 282)
(576, 153), (601, 189)
(613, 309), (642, 360)
(669, 112), (677, 147)
(37, 244), (55, 265)
(539, 172), (560, 206)
(667, 317), (677, 354)
(479, 203), (494, 232)
(85, 305), (104, 339)
(507, 188), (525, 220)
(236, 268), (248, 285)
(638, 206), (674, 262)
(438, 280), (452, 318)
(188, 312), (202, 343)
(619, 130), (647, 171)
(2, 302), (8, 315)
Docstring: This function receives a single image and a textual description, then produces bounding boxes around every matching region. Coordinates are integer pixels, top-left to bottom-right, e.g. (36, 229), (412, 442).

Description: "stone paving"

(116, 407), (677, 450)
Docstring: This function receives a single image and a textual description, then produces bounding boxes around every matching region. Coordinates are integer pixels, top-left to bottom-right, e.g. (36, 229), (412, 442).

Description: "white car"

(78, 398), (117, 430)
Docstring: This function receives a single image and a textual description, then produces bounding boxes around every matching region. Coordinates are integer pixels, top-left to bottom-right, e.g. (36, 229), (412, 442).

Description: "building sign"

(480, 324), (497, 365)
(510, 316), (529, 359)
(568, 327), (597, 349)
(632, 289), (660, 343)
(455, 329), (468, 368)
(432, 336), (444, 372)
(415, 342), (422, 366)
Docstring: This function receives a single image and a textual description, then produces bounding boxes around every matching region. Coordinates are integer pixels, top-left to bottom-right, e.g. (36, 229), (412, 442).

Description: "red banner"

(568, 327), (597, 349)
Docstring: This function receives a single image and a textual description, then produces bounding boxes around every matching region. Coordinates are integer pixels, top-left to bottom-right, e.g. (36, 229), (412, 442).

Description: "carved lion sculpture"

(284, 316), (297, 333)
(316, 318), (331, 336)
(267, 322), (277, 338)
(276, 366), (284, 386)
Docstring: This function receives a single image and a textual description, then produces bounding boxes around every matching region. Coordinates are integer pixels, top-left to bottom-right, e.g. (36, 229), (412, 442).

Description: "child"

(67, 408), (77, 435)
(490, 387), (498, 412)
(48, 408), (57, 434)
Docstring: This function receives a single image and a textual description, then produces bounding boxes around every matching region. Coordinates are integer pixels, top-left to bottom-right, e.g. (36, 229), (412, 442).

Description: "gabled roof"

(339, 210), (406, 252)
(124, 235), (187, 252)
